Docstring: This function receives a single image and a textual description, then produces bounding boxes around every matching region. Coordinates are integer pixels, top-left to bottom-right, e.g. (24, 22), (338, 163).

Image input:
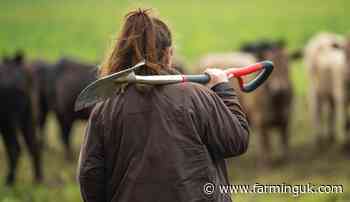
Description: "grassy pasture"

(0, 0), (349, 201)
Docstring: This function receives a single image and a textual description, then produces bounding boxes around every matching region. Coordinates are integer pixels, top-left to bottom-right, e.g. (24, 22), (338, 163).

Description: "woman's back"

(79, 82), (249, 202)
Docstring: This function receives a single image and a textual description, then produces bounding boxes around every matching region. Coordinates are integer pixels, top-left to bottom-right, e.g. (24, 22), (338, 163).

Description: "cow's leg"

(344, 99), (350, 152)
(310, 89), (320, 136)
(311, 95), (324, 146)
(1, 124), (21, 185)
(258, 126), (272, 167)
(57, 114), (74, 161)
(333, 71), (347, 150)
(327, 97), (336, 144)
(20, 108), (43, 183)
(38, 102), (49, 149)
(279, 123), (289, 162)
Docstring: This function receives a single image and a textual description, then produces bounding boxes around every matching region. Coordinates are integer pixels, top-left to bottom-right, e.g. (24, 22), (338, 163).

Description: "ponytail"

(100, 8), (172, 77)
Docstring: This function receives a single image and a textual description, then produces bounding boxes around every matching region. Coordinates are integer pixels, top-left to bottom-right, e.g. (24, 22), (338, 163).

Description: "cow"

(345, 37), (350, 151)
(241, 40), (294, 166)
(51, 57), (187, 160)
(304, 33), (348, 149)
(171, 55), (187, 74)
(28, 58), (97, 160)
(0, 52), (43, 185)
(27, 59), (55, 148)
(198, 40), (294, 166)
(51, 58), (97, 160)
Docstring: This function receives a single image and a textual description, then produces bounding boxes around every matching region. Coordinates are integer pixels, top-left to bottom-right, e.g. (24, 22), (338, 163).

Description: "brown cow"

(198, 40), (294, 166)
(241, 40), (294, 166)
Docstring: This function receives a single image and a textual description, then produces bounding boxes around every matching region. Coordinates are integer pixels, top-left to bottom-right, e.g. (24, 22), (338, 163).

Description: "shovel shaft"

(133, 61), (273, 92)
(74, 60), (273, 111)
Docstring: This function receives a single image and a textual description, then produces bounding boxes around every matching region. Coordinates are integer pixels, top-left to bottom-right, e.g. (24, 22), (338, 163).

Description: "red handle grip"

(224, 60), (274, 92)
(225, 62), (264, 78)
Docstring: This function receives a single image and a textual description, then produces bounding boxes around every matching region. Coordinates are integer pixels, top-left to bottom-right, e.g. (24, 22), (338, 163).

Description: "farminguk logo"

(203, 182), (344, 197)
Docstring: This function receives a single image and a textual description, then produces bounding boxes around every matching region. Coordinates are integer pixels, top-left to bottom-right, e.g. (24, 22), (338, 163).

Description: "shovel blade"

(74, 77), (120, 111)
(74, 60), (145, 111)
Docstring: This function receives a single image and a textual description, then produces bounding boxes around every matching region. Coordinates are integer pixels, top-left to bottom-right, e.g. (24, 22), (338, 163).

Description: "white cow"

(304, 32), (347, 145)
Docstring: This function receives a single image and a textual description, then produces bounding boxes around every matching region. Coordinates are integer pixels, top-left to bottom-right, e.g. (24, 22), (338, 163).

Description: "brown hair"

(99, 8), (172, 77)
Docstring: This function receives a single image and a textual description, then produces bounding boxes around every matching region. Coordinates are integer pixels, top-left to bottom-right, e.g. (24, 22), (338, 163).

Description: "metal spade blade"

(74, 60), (146, 111)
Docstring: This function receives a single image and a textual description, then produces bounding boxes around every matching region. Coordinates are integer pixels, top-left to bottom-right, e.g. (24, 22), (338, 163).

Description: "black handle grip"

(185, 74), (211, 84)
(184, 60), (273, 92)
(241, 61), (273, 92)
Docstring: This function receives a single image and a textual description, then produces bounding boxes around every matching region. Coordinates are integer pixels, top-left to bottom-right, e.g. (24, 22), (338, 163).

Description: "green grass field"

(0, 0), (349, 201)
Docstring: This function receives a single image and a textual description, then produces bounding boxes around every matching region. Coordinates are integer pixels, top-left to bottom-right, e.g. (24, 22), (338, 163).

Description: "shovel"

(74, 60), (273, 111)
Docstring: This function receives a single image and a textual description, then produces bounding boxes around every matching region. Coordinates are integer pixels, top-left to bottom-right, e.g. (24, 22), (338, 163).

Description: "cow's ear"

(241, 43), (257, 53)
(13, 50), (24, 65)
(276, 39), (286, 48)
(289, 49), (303, 61)
(2, 55), (10, 64)
(240, 43), (250, 52)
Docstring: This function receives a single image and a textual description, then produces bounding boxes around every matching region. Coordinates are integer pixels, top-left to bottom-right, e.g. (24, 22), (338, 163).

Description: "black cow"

(29, 58), (97, 160)
(30, 57), (185, 160)
(52, 59), (96, 160)
(0, 52), (42, 185)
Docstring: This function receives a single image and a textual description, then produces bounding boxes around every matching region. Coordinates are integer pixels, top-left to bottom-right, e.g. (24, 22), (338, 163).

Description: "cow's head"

(0, 50), (29, 89)
(2, 50), (25, 67)
(315, 33), (346, 53)
(346, 38), (350, 65)
(241, 40), (292, 96)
